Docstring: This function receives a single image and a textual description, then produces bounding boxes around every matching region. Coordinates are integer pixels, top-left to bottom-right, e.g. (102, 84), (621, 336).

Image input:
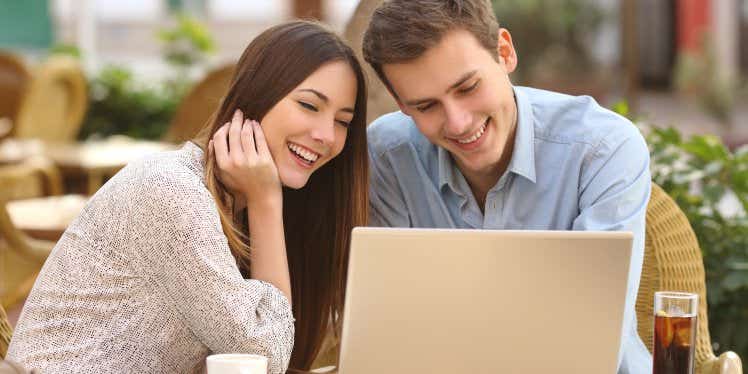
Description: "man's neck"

(459, 136), (515, 212)
(457, 100), (518, 212)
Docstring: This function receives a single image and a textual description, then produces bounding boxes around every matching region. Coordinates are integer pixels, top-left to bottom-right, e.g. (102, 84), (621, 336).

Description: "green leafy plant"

(158, 13), (215, 70)
(647, 126), (748, 357)
(78, 14), (215, 140)
(79, 66), (180, 140)
(615, 104), (748, 359)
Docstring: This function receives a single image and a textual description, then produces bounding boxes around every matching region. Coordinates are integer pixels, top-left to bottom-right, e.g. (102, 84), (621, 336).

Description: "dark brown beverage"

(653, 313), (697, 374)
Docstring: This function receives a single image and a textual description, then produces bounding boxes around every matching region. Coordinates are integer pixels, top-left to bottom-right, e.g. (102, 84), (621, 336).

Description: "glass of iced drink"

(653, 292), (698, 374)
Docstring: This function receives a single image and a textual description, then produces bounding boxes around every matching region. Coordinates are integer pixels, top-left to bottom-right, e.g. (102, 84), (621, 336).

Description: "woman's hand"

(210, 109), (282, 209)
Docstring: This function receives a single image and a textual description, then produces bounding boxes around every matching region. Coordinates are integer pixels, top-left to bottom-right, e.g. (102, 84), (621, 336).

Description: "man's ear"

(497, 28), (518, 74)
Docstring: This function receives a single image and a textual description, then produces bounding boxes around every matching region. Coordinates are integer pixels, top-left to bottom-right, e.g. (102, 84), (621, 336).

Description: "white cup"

(206, 353), (268, 374)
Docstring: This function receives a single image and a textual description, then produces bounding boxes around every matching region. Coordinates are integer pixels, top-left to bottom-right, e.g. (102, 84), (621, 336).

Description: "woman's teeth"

(288, 143), (319, 163)
(457, 123), (486, 144)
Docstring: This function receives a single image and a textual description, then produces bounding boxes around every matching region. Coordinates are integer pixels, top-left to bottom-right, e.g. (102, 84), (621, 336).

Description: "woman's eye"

(298, 101), (318, 112)
(459, 81), (479, 94)
(336, 120), (351, 128)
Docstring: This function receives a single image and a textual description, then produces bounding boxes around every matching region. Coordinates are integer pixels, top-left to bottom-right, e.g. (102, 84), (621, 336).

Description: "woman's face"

(260, 60), (357, 189)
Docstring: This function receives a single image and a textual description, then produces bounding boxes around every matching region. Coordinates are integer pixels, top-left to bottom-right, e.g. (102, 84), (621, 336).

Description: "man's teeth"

(457, 123), (486, 144)
(288, 143), (319, 162)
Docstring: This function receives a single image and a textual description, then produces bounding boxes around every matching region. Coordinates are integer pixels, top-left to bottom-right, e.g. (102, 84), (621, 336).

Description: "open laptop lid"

(339, 228), (633, 374)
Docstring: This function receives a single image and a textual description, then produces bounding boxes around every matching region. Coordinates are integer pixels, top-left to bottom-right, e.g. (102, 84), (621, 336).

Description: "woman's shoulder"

(116, 143), (205, 193)
(84, 144), (214, 219)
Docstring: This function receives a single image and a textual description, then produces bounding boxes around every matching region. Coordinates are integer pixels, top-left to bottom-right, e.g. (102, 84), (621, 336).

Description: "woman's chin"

(279, 171), (310, 190)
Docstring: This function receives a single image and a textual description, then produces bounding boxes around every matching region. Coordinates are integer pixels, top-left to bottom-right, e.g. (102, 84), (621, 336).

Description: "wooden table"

(0, 138), (45, 165)
(6, 194), (88, 241)
(0, 137), (177, 194)
(44, 136), (177, 193)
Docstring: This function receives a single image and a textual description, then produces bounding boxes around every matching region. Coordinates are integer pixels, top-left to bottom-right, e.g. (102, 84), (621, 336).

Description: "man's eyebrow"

(403, 70), (478, 106)
(297, 88), (354, 113)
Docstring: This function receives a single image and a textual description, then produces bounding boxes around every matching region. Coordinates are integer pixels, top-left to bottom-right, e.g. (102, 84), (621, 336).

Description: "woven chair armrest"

(700, 351), (743, 374)
(712, 351), (743, 374)
(24, 156), (63, 196)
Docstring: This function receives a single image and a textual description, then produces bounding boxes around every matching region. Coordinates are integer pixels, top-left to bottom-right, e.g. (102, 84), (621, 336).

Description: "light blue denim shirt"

(367, 86), (652, 373)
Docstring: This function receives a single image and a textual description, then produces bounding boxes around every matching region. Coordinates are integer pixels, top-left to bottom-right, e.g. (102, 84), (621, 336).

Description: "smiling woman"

(6, 21), (368, 374)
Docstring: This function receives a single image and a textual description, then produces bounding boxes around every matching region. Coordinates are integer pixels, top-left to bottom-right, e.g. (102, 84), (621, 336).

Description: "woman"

(7, 21), (368, 374)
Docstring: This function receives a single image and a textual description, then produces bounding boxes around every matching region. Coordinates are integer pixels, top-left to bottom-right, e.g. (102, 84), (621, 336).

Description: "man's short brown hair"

(362, 0), (500, 97)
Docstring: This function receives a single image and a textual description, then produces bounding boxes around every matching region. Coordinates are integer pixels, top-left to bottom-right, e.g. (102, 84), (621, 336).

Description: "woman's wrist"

(245, 193), (282, 212)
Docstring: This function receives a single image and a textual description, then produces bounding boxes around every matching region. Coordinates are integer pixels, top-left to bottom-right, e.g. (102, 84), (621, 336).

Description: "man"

(362, 1), (651, 372)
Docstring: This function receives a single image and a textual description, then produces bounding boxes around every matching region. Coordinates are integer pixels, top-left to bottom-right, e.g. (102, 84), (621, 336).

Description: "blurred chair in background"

(0, 157), (62, 309)
(637, 184), (743, 374)
(0, 53), (31, 139)
(1, 303), (11, 358)
(11, 55), (87, 143)
(0, 156), (62, 201)
(162, 64), (235, 144)
(0, 195), (58, 309)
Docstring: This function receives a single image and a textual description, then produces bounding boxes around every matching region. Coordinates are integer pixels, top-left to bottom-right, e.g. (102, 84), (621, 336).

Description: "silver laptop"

(338, 227), (633, 374)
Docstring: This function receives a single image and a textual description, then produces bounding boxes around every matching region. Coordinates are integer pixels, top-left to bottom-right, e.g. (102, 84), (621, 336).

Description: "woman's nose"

(310, 118), (336, 146)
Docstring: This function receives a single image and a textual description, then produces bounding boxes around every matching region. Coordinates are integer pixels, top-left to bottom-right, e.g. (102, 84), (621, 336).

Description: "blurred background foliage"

(491, 0), (608, 91)
(70, 14), (215, 140)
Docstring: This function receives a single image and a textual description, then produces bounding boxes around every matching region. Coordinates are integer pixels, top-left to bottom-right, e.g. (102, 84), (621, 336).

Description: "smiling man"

(362, 1), (652, 373)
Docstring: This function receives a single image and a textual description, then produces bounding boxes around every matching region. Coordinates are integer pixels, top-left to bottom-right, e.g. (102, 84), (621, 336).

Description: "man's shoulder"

(520, 86), (642, 149)
(367, 111), (429, 156)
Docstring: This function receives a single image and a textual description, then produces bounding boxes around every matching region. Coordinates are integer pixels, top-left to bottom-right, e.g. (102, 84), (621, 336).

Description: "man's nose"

(442, 100), (473, 136)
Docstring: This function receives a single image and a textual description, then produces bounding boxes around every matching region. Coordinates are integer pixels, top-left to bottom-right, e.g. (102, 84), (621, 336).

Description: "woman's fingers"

(252, 121), (272, 159)
(212, 123), (230, 169)
(241, 118), (257, 159)
(228, 110), (245, 164)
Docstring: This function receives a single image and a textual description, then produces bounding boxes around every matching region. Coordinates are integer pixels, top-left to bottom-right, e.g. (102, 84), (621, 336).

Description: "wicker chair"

(0, 303), (11, 359)
(0, 307), (10, 359)
(0, 156), (62, 201)
(11, 55), (87, 142)
(0, 195), (56, 309)
(162, 64), (235, 144)
(0, 52), (31, 139)
(637, 183), (743, 374)
(0, 158), (61, 308)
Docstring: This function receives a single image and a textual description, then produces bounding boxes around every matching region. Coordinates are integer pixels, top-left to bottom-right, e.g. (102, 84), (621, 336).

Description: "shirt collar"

(438, 85), (537, 193)
(507, 86), (537, 184)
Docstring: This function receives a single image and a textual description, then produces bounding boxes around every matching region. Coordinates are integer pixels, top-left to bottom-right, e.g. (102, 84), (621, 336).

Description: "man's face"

(383, 28), (518, 178)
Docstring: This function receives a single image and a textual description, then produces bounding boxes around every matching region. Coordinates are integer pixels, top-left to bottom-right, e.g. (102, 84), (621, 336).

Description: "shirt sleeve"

(572, 126), (651, 370)
(368, 146), (412, 227)
(130, 174), (295, 374)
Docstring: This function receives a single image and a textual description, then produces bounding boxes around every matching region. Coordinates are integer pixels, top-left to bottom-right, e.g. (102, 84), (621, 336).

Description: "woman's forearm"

(247, 200), (292, 305)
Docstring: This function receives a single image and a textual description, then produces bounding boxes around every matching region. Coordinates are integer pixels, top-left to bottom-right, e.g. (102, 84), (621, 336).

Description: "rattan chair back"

(163, 64), (235, 144)
(12, 56), (87, 142)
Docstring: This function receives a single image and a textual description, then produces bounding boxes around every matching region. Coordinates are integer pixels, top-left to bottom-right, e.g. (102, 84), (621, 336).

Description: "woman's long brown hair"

(193, 21), (368, 370)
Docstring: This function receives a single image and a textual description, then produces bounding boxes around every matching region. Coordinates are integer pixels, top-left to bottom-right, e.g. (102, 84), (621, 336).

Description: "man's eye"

(298, 101), (318, 112)
(416, 102), (435, 113)
(459, 81), (479, 94)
